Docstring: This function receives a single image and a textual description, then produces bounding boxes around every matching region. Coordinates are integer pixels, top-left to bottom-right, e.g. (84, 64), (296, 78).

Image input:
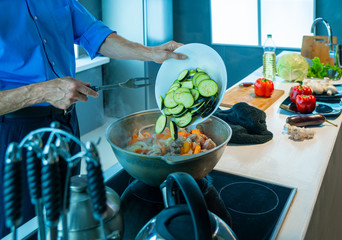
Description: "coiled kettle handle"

(164, 172), (212, 240)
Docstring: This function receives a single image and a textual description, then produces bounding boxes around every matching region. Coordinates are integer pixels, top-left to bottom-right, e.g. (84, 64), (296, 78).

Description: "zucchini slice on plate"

(177, 69), (189, 81)
(198, 79), (218, 97)
(173, 108), (188, 118)
(190, 89), (200, 101)
(195, 74), (210, 87)
(163, 108), (172, 116)
(164, 91), (178, 108)
(155, 114), (167, 134)
(174, 92), (194, 108)
(168, 104), (185, 115)
(174, 112), (192, 127)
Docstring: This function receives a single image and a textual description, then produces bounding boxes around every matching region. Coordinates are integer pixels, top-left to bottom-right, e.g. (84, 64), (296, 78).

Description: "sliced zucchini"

(195, 74), (210, 87)
(159, 96), (164, 110)
(196, 67), (205, 72)
(164, 91), (178, 108)
(181, 80), (193, 89)
(163, 108), (172, 116)
(167, 86), (179, 93)
(192, 72), (205, 87)
(174, 112), (192, 128)
(173, 109), (188, 118)
(198, 79), (218, 97)
(170, 120), (178, 140)
(174, 92), (194, 108)
(190, 101), (206, 116)
(168, 104), (185, 115)
(174, 87), (191, 95)
(177, 69), (189, 81)
(155, 114), (167, 134)
(170, 83), (181, 89)
(201, 96), (218, 118)
(190, 89), (200, 101)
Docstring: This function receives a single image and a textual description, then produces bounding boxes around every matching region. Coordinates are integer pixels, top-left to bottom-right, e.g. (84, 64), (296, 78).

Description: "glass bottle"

(263, 34), (276, 80)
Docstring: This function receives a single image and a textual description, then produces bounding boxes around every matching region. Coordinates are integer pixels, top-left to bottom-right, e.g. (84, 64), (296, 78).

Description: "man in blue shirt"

(0, 0), (186, 237)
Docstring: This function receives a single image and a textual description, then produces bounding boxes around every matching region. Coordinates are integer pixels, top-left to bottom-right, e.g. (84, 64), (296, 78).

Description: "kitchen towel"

(214, 102), (273, 144)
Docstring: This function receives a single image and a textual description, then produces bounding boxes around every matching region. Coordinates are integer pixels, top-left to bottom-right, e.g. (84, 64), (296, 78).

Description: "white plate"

(155, 43), (227, 126)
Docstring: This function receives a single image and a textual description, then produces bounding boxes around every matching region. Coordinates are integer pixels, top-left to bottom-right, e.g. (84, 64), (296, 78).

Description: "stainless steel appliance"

(102, 0), (174, 117)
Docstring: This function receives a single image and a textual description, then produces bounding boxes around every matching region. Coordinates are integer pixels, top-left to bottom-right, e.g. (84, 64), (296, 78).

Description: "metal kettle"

(135, 172), (238, 240)
(57, 175), (123, 240)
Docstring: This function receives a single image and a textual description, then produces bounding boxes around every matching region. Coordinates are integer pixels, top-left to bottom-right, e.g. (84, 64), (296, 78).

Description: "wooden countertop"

(215, 66), (342, 239)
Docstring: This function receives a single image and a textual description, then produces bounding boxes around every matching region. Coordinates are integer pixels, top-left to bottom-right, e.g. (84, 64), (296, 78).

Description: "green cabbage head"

(276, 53), (309, 82)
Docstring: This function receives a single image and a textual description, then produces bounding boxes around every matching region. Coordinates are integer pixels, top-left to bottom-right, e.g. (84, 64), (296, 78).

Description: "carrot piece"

(162, 134), (171, 140)
(128, 138), (138, 145)
(132, 134), (139, 139)
(161, 145), (166, 155)
(191, 129), (202, 135)
(193, 145), (201, 154)
(156, 133), (165, 139)
(143, 132), (151, 137)
(178, 131), (187, 137)
(183, 141), (191, 153)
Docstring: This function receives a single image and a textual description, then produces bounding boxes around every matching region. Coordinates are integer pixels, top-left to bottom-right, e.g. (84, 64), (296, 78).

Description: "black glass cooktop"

(105, 169), (296, 240)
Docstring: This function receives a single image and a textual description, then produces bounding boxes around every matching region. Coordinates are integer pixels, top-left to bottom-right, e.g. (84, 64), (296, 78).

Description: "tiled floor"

(80, 117), (118, 174)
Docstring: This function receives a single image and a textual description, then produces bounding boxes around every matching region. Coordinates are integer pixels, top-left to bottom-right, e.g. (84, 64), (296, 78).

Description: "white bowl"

(155, 43), (227, 126)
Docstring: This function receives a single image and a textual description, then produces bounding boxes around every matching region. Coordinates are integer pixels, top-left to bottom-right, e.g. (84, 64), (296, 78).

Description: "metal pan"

(105, 109), (232, 187)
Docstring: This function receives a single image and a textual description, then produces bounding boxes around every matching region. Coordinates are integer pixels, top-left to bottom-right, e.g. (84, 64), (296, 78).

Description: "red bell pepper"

(290, 85), (312, 103)
(254, 78), (274, 97)
(295, 95), (316, 114)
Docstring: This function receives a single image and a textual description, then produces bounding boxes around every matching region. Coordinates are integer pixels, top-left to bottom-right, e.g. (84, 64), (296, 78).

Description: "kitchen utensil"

(155, 43), (227, 126)
(26, 138), (46, 240)
(57, 175), (123, 240)
(89, 77), (151, 91)
(301, 35), (338, 65)
(220, 85), (285, 110)
(105, 109), (232, 187)
(3, 143), (23, 240)
(135, 172), (237, 240)
(41, 144), (61, 240)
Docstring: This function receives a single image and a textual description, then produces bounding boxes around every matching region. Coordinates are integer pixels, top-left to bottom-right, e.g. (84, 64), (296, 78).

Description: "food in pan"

(125, 127), (217, 156)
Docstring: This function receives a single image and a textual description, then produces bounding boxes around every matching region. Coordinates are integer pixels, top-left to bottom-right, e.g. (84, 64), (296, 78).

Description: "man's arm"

(98, 33), (187, 63)
(0, 77), (98, 115)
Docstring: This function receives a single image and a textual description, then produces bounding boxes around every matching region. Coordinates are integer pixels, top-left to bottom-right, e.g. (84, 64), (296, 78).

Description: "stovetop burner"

(219, 181), (279, 215)
(105, 169), (296, 240)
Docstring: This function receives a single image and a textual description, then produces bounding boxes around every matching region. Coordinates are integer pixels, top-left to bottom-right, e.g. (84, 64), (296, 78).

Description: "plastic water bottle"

(263, 34), (276, 80)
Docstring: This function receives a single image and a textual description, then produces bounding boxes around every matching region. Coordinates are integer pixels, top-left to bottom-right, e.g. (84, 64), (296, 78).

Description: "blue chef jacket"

(0, 0), (113, 101)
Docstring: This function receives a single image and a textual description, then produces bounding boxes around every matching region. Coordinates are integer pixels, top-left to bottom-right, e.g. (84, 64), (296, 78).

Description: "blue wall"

(173, 0), (342, 88)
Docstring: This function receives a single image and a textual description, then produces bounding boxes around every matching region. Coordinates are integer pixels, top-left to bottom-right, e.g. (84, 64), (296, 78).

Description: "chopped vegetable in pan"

(125, 127), (217, 156)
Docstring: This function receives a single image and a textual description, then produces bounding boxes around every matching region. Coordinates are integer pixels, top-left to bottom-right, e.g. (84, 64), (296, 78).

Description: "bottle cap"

(267, 34), (272, 38)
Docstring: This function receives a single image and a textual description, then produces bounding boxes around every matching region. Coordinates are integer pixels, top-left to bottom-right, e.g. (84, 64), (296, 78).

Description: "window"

(211, 0), (315, 49)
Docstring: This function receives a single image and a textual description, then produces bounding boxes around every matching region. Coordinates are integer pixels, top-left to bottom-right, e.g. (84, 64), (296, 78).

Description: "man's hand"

(42, 77), (99, 110)
(150, 41), (187, 63)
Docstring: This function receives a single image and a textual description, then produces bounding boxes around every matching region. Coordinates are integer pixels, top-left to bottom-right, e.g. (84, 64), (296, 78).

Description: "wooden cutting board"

(220, 85), (285, 111)
(301, 35), (337, 65)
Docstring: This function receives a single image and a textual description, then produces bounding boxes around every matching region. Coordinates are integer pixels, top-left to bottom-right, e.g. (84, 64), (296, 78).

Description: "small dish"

(280, 96), (342, 116)
(155, 43), (227, 126)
